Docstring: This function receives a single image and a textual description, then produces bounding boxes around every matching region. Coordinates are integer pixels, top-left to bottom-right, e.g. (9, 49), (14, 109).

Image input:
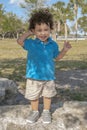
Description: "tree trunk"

(64, 21), (67, 41)
(17, 32), (19, 39)
(52, 31), (56, 41)
(74, 3), (78, 42)
(2, 33), (5, 39)
(51, 22), (57, 41)
(58, 20), (60, 33)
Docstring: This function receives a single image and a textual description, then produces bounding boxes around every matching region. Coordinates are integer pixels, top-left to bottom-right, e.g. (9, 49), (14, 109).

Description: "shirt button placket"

(41, 42), (45, 49)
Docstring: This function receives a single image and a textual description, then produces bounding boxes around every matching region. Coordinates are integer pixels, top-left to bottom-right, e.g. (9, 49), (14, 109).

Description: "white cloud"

(10, 0), (17, 4)
(9, 0), (13, 4)
(9, 0), (25, 5)
(9, 0), (51, 5)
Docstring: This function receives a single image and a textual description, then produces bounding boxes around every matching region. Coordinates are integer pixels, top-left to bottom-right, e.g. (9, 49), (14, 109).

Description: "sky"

(0, 0), (69, 21)
(0, 0), (82, 32)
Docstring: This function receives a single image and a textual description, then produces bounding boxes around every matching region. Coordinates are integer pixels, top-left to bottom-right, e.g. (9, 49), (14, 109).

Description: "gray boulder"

(0, 101), (87, 130)
(0, 78), (18, 103)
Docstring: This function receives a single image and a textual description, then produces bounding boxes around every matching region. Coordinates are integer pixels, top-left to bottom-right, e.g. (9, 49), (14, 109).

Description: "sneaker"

(42, 110), (52, 124)
(26, 111), (39, 123)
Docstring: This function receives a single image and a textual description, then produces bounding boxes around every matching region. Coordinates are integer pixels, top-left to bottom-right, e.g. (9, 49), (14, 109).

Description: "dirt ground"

(54, 69), (87, 102)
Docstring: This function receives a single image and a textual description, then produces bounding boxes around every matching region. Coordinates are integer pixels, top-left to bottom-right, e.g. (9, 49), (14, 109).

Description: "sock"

(33, 110), (39, 113)
(43, 109), (50, 112)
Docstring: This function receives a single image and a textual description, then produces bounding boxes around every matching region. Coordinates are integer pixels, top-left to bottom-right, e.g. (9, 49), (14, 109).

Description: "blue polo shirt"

(23, 37), (60, 80)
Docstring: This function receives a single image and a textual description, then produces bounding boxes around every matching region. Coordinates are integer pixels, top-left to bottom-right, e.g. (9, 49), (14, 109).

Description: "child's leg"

(42, 97), (52, 123)
(31, 99), (39, 111)
(43, 97), (51, 110)
(41, 80), (57, 123)
(27, 99), (39, 123)
(43, 80), (56, 110)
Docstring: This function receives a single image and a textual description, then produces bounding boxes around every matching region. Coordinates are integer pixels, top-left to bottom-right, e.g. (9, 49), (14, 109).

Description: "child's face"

(33, 23), (51, 42)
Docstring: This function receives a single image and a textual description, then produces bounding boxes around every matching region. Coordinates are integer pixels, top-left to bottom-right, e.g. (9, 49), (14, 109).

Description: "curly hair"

(29, 8), (54, 30)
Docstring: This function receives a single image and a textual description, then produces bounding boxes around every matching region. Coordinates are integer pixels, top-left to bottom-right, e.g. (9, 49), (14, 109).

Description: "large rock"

(0, 78), (18, 103)
(0, 101), (87, 130)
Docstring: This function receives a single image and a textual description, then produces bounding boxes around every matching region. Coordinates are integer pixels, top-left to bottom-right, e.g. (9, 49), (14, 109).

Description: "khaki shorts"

(25, 79), (57, 100)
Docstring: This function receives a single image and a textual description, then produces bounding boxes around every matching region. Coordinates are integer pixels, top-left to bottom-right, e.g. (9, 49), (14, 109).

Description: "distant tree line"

(0, 4), (28, 39)
(0, 0), (87, 39)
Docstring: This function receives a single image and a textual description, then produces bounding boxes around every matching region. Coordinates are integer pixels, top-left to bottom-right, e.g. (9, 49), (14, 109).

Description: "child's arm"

(56, 41), (72, 61)
(17, 31), (33, 46)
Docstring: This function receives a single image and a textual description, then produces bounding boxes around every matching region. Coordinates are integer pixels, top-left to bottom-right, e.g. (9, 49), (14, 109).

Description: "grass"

(0, 39), (87, 61)
(0, 39), (27, 87)
(56, 40), (87, 70)
(0, 39), (87, 78)
(57, 88), (87, 101)
(0, 39), (87, 96)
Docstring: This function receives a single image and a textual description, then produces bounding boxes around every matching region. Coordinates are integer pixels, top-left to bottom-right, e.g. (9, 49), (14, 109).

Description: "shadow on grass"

(0, 58), (87, 106)
(0, 58), (26, 86)
(56, 60), (87, 70)
(0, 59), (87, 81)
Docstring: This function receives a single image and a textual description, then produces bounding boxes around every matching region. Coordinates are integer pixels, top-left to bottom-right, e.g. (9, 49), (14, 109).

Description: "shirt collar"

(35, 37), (52, 44)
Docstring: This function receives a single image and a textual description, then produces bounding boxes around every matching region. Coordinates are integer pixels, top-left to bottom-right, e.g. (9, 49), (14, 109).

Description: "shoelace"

(42, 112), (51, 118)
(29, 111), (39, 118)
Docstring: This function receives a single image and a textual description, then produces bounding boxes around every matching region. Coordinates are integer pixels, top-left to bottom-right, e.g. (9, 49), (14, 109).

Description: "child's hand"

(63, 41), (72, 52)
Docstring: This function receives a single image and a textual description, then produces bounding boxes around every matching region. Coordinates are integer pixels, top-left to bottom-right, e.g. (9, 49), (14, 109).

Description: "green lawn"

(0, 39), (87, 88)
(56, 40), (87, 70)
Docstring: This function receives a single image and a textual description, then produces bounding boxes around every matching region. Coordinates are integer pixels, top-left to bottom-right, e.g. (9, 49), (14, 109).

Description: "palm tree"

(20, 0), (47, 12)
(78, 16), (87, 35)
(51, 2), (65, 39)
(69, 0), (85, 40)
(51, 1), (74, 41)
(0, 4), (5, 36)
(81, 0), (87, 15)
